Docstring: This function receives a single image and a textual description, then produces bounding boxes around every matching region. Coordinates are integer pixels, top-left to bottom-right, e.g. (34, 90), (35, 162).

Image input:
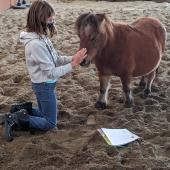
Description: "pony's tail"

(155, 23), (167, 77)
(161, 25), (167, 53)
(156, 24), (167, 53)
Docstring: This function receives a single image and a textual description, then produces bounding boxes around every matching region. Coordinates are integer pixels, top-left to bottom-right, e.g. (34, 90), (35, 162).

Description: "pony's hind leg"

(143, 70), (156, 97)
(95, 74), (111, 110)
(120, 74), (133, 107)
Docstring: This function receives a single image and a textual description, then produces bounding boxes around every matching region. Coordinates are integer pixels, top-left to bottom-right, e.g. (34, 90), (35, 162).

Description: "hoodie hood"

(20, 31), (41, 46)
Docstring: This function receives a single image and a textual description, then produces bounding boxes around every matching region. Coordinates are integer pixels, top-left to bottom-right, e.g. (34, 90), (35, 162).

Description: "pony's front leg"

(95, 75), (111, 110)
(120, 75), (133, 107)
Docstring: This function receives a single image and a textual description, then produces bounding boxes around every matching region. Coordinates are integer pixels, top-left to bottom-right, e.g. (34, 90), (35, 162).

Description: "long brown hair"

(26, 0), (56, 37)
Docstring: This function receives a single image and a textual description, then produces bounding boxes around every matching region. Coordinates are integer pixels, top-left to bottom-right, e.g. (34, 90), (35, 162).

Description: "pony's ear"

(96, 13), (106, 23)
(75, 13), (91, 36)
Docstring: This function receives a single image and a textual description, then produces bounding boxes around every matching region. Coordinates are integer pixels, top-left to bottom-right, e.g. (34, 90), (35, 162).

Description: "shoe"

(16, 109), (30, 131)
(4, 109), (29, 142)
(4, 113), (18, 142)
(10, 102), (32, 114)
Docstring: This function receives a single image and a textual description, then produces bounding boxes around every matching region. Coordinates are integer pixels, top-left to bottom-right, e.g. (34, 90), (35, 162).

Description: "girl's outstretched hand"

(71, 48), (87, 67)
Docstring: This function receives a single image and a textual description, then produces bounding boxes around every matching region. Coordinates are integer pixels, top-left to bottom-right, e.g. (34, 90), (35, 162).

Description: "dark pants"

(29, 82), (57, 131)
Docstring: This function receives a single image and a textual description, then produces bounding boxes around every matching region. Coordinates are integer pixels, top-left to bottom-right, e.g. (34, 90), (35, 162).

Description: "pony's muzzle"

(80, 58), (91, 67)
(80, 59), (86, 66)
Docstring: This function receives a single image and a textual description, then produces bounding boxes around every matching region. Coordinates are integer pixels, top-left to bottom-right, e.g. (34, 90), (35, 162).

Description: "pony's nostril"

(80, 58), (91, 67)
(86, 60), (91, 66)
(80, 59), (86, 66)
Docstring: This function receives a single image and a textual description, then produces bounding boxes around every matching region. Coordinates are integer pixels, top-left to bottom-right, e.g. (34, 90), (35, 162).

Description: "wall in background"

(0, 0), (22, 13)
(0, 0), (34, 13)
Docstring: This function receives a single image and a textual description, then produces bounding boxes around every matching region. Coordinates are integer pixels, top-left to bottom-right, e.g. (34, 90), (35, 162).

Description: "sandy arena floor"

(0, 0), (170, 169)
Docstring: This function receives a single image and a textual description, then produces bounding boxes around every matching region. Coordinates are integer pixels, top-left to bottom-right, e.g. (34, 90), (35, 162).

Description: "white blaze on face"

(84, 24), (97, 62)
(84, 24), (91, 37)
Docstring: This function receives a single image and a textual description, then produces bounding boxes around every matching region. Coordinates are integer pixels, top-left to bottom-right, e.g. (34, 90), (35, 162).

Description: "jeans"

(28, 82), (57, 131)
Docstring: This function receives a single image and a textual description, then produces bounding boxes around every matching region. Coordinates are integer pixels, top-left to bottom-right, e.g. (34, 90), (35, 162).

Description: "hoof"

(139, 77), (146, 89)
(118, 97), (124, 103)
(139, 81), (146, 89)
(143, 89), (151, 98)
(125, 100), (133, 108)
(95, 101), (107, 110)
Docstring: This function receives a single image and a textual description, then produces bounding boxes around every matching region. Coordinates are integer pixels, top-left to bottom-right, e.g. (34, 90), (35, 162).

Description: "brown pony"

(75, 13), (167, 108)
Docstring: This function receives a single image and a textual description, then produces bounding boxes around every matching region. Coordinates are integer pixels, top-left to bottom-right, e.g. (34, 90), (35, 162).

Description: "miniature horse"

(76, 13), (167, 108)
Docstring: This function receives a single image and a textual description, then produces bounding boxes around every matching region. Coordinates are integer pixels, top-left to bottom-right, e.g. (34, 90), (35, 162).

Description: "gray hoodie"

(20, 31), (73, 83)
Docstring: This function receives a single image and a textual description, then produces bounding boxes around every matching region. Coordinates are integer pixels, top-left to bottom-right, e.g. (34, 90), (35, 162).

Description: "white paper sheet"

(100, 128), (140, 146)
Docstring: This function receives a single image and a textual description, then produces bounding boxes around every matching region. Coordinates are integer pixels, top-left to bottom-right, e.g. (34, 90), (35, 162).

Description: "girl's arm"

(49, 39), (73, 65)
(31, 42), (72, 80)
(56, 54), (73, 65)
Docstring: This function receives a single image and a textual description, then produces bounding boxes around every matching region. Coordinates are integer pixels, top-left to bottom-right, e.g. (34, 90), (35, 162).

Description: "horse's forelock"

(76, 13), (113, 40)
(75, 13), (91, 35)
(84, 24), (92, 37)
(86, 14), (113, 36)
(76, 13), (100, 35)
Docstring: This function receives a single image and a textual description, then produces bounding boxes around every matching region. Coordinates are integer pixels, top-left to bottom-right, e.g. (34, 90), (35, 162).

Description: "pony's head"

(75, 13), (113, 66)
